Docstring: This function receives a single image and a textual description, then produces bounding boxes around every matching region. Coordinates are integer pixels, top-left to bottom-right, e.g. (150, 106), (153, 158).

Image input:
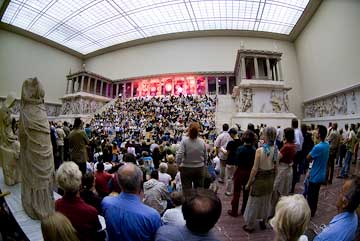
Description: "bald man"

(101, 163), (161, 241)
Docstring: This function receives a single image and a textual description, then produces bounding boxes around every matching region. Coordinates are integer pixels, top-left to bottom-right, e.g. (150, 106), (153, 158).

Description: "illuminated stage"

(131, 75), (206, 97)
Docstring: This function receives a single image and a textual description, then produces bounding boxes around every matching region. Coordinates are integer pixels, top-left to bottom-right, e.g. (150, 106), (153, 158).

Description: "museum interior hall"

(0, 0), (359, 241)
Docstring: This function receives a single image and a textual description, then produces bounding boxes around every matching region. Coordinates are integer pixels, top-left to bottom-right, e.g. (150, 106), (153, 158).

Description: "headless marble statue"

(0, 94), (21, 185)
(19, 78), (55, 220)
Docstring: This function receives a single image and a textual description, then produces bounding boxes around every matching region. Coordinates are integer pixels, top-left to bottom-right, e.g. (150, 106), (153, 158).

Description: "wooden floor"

(213, 163), (360, 241)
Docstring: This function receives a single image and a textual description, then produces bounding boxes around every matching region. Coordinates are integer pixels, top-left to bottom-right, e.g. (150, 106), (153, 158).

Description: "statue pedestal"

(233, 80), (297, 128)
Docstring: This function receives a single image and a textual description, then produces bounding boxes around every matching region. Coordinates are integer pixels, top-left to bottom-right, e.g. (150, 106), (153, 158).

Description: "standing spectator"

(290, 118), (304, 193)
(80, 173), (102, 213)
(273, 128), (297, 203)
(176, 122), (207, 194)
(214, 123), (232, 183)
(314, 176), (360, 241)
(166, 154), (178, 180)
(224, 128), (242, 196)
(152, 147), (163, 169)
(94, 162), (113, 198)
(270, 195), (311, 241)
(337, 128), (347, 167)
(338, 124), (357, 178)
(56, 122), (66, 168)
(276, 126), (284, 150)
(301, 124), (314, 174)
(326, 123), (341, 184)
(63, 121), (71, 161)
(68, 118), (90, 174)
(55, 162), (103, 241)
(306, 125), (329, 217)
(155, 189), (221, 241)
(228, 130), (256, 217)
(243, 127), (279, 233)
(85, 123), (92, 139)
(102, 164), (161, 241)
(41, 212), (80, 241)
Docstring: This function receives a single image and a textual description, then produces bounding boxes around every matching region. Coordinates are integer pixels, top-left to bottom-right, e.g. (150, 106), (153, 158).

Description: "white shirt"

(213, 156), (221, 172)
(294, 128), (304, 151)
(158, 172), (172, 186)
(276, 128), (284, 142)
(214, 131), (232, 160)
(161, 206), (186, 226)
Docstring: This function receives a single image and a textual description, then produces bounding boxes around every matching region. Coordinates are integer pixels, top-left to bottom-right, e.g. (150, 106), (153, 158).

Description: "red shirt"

(55, 196), (102, 241)
(280, 142), (297, 164)
(95, 171), (113, 196)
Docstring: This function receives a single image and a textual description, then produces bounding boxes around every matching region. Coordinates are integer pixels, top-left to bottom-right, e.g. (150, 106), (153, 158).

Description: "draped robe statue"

(0, 94), (21, 185)
(19, 78), (55, 220)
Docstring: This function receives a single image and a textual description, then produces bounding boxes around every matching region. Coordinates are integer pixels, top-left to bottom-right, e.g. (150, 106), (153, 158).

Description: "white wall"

(86, 36), (303, 117)
(295, 0), (360, 101)
(0, 30), (82, 103)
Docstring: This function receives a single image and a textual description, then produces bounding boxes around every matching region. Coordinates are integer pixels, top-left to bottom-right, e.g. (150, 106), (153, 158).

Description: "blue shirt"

(309, 141), (329, 183)
(102, 192), (162, 241)
(314, 211), (358, 241)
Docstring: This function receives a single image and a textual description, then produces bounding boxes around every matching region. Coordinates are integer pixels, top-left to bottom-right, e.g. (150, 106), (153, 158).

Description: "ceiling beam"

(0, 0), (10, 20)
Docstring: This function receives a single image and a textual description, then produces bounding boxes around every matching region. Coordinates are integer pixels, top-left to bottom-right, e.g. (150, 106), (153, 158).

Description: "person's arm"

(214, 135), (221, 156)
(175, 140), (185, 166)
(245, 148), (261, 190)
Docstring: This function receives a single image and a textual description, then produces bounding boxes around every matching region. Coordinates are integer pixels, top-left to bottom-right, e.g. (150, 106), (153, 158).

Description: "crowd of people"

(32, 94), (360, 241)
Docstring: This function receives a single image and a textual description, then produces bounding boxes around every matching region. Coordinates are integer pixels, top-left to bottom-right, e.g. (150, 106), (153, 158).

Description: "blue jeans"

(340, 151), (352, 177)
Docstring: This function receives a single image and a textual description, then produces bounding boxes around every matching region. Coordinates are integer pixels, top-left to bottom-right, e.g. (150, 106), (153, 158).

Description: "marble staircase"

(215, 95), (237, 130)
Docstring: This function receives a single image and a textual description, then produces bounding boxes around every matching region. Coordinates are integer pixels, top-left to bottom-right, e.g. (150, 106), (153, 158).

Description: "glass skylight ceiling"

(1, 0), (309, 54)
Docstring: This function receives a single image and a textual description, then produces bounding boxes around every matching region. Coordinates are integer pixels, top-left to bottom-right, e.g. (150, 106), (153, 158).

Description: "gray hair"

(159, 162), (168, 173)
(264, 126), (277, 145)
(270, 194), (311, 241)
(56, 161), (82, 193)
(117, 163), (143, 193)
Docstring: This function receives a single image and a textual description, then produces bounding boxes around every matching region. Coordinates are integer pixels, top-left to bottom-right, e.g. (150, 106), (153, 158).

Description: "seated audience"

(269, 194), (310, 241)
(94, 162), (113, 198)
(80, 173), (102, 213)
(314, 175), (360, 241)
(158, 162), (172, 186)
(102, 163), (161, 241)
(55, 162), (103, 241)
(162, 191), (186, 226)
(155, 189), (222, 241)
(41, 212), (80, 241)
(143, 170), (170, 214)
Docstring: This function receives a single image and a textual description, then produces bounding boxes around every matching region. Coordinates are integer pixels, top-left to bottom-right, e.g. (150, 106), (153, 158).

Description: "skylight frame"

(1, 0), (310, 55)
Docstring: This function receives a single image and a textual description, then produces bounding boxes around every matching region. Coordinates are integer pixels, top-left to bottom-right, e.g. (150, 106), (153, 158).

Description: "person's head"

(63, 121), (68, 127)
(73, 118), (82, 129)
(85, 123), (90, 128)
(263, 126), (277, 145)
(123, 153), (136, 164)
(283, 128), (295, 143)
(170, 191), (184, 207)
(270, 194), (311, 241)
(336, 175), (360, 213)
(222, 123), (229, 132)
(247, 123), (255, 132)
(41, 212), (80, 241)
(300, 124), (308, 134)
(328, 122), (332, 128)
(291, 118), (299, 129)
(150, 170), (159, 180)
(228, 128), (237, 139)
(188, 122), (200, 139)
(56, 162), (82, 196)
(117, 163), (143, 194)
(241, 130), (255, 145)
(182, 189), (222, 234)
(345, 124), (349, 130)
(350, 123), (356, 131)
(97, 162), (104, 172)
(166, 154), (175, 163)
(142, 151), (149, 157)
(332, 122), (338, 130)
(159, 162), (168, 173)
(317, 125), (327, 141)
(81, 173), (95, 190)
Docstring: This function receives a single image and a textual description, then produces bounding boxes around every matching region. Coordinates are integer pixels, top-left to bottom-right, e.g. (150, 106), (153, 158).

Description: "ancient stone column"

(66, 79), (70, 94)
(80, 75), (84, 92)
(215, 76), (219, 95)
(93, 79), (98, 94)
(266, 58), (272, 80)
(241, 57), (246, 80)
(226, 76), (230, 95)
(254, 57), (259, 79)
(205, 76), (208, 95)
(100, 81), (103, 96)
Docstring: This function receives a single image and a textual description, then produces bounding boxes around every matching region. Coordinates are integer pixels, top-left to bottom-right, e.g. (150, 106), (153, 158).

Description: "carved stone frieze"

(60, 96), (107, 115)
(0, 98), (61, 116)
(303, 86), (360, 119)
